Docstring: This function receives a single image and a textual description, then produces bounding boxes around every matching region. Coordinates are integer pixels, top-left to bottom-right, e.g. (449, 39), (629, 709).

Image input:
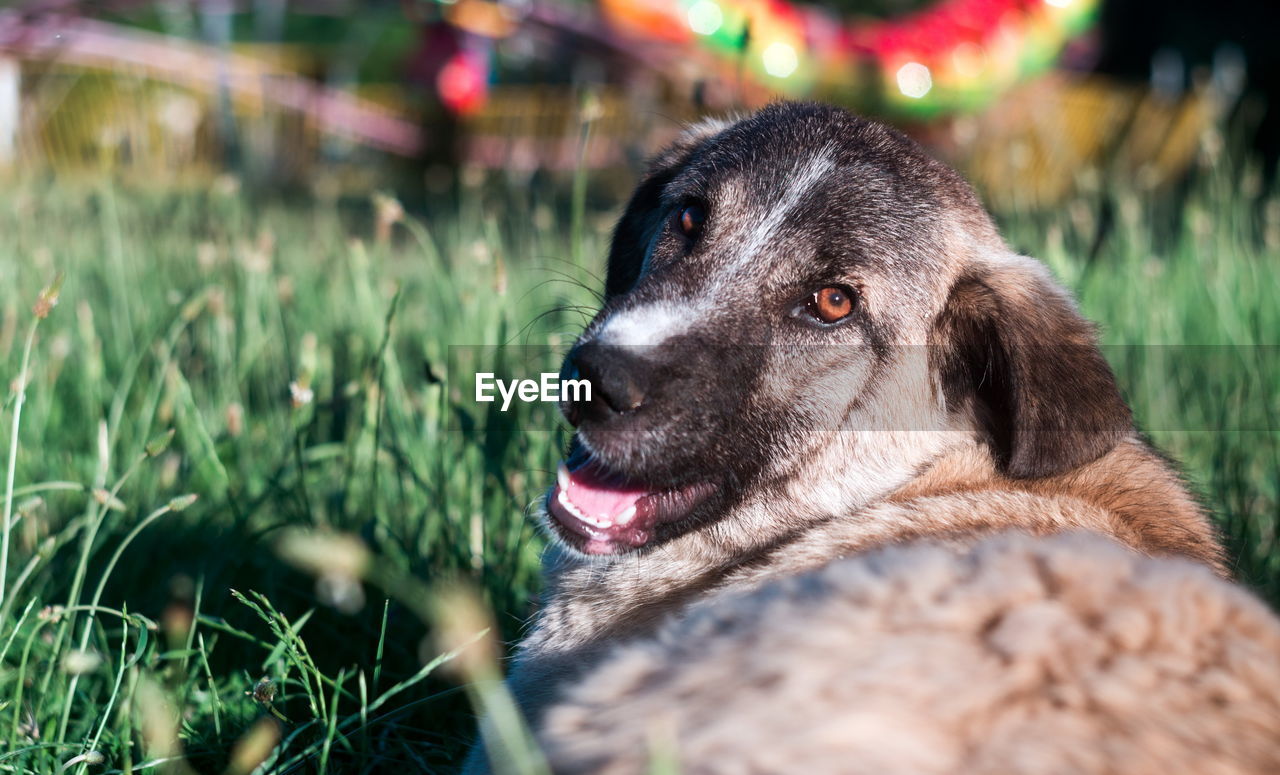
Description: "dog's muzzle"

(560, 342), (650, 427)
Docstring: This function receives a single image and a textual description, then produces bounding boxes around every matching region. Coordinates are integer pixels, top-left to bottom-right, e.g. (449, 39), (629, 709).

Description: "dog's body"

(539, 532), (1280, 775)
(466, 103), (1228, 772)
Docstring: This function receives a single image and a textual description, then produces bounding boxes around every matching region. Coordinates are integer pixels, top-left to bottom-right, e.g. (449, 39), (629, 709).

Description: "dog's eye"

(676, 204), (706, 240)
(806, 286), (856, 324)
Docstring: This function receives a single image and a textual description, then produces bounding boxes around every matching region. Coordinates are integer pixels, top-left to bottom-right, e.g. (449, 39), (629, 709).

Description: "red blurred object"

(847, 0), (1037, 60)
(437, 51), (488, 115)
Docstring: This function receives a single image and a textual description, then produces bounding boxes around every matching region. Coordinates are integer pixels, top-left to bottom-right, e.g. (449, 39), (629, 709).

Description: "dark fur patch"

(604, 122), (725, 298)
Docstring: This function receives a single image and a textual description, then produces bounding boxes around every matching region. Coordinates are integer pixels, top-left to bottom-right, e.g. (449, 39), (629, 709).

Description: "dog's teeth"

(557, 489), (613, 528)
(557, 462), (570, 491)
(557, 490), (586, 521)
(616, 505), (637, 526)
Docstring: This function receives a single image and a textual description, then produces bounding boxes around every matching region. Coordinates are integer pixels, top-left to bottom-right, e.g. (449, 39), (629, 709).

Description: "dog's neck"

(521, 431), (972, 657)
(519, 433), (1223, 662)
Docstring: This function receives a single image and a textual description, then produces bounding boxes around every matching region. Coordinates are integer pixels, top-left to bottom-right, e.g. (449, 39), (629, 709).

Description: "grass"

(0, 155), (1277, 773)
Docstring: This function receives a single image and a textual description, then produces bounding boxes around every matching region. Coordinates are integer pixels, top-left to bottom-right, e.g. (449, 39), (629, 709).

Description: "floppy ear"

(932, 256), (1131, 479)
(604, 119), (728, 298)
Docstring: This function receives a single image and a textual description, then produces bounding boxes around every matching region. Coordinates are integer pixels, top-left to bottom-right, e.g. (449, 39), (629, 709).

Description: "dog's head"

(545, 102), (1130, 557)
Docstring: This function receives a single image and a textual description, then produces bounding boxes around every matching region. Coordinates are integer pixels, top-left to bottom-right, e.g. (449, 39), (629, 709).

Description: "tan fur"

(886, 437), (1226, 572)
(539, 533), (1280, 775)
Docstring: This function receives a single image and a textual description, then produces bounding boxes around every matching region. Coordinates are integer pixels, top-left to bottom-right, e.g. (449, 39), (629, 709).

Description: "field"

(1, 160), (1278, 773)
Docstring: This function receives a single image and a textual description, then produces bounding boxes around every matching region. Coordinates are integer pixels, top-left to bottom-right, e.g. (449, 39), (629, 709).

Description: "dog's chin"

(544, 445), (719, 557)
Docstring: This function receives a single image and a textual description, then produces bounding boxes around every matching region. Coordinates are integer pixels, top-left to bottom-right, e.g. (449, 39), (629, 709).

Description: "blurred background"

(1, 1), (1278, 773)
(1, 0), (1277, 203)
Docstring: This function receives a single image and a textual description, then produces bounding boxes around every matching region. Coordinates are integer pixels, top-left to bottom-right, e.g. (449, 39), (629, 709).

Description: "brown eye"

(677, 204), (705, 239)
(807, 286), (856, 324)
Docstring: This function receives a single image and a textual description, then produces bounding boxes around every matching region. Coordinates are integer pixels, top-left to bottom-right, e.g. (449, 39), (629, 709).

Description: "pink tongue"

(565, 465), (648, 523)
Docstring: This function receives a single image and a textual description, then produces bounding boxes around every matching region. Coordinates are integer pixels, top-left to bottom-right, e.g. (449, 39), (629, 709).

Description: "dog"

(464, 102), (1226, 771)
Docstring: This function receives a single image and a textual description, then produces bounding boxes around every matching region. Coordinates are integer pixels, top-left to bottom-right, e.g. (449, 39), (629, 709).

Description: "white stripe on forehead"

(732, 148), (836, 269)
(596, 302), (691, 348)
(593, 148), (836, 350)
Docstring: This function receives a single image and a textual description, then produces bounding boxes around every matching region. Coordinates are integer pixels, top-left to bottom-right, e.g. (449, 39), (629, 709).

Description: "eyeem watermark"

(475, 372), (591, 412)
(450, 344), (1279, 431)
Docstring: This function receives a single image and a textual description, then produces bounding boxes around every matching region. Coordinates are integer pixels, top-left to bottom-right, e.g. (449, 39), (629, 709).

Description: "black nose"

(560, 342), (648, 426)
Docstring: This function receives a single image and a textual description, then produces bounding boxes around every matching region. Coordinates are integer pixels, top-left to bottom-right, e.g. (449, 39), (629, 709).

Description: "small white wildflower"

(62, 649), (102, 675)
(580, 91), (604, 122)
(84, 751), (105, 765)
(33, 273), (63, 319)
(289, 381), (314, 408)
(213, 173), (241, 197)
(196, 241), (218, 269)
(225, 402), (244, 437)
(167, 494), (199, 512)
(316, 573), (365, 615)
(277, 530), (370, 579)
(91, 489), (127, 512)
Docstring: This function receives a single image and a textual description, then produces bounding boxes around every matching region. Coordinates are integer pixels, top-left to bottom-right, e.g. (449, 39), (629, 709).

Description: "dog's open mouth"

(547, 451), (717, 555)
